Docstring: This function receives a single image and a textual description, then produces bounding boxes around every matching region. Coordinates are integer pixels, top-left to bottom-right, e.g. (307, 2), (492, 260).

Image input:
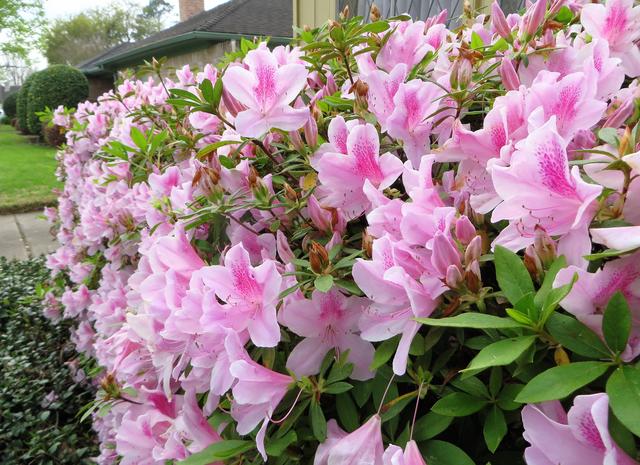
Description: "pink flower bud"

(548, 0), (566, 16)
(432, 232), (462, 276)
(289, 129), (304, 151)
(446, 264), (464, 289)
(524, 0), (547, 37)
(465, 235), (483, 264)
(455, 215), (476, 244)
(276, 230), (295, 263)
(604, 99), (634, 128)
(304, 110), (318, 147)
(499, 57), (520, 91)
(222, 87), (244, 117)
(492, 1), (512, 39)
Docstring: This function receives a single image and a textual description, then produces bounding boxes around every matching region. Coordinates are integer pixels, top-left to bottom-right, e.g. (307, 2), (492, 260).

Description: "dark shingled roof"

(78, 0), (293, 72)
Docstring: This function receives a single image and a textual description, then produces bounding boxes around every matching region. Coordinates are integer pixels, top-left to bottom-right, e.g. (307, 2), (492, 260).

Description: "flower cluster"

(44, 1), (640, 464)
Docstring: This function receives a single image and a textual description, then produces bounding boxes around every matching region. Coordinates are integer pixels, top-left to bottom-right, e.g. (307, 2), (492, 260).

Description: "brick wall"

(179, 0), (205, 21)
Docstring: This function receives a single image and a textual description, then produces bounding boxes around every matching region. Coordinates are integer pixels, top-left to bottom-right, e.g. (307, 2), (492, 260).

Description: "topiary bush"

(2, 91), (18, 119)
(26, 65), (88, 135)
(0, 258), (98, 464)
(16, 72), (39, 134)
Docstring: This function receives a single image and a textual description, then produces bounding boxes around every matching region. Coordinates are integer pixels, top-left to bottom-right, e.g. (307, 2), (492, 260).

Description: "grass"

(0, 125), (61, 214)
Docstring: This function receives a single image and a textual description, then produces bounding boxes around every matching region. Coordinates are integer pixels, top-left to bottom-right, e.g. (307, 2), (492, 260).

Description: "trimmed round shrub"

(2, 91), (18, 119)
(26, 65), (88, 135)
(16, 72), (39, 134)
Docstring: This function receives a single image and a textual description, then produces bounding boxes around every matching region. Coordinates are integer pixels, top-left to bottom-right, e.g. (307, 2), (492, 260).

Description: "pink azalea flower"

(225, 331), (292, 460)
(581, 0), (640, 77)
(554, 252), (640, 360)
(376, 20), (435, 72)
(316, 123), (404, 218)
(325, 414), (384, 465)
(313, 419), (348, 465)
(590, 226), (640, 251)
(365, 64), (407, 131)
(386, 79), (445, 167)
(279, 288), (374, 380)
(222, 48), (310, 137)
(527, 71), (606, 139)
(522, 393), (638, 465)
(383, 441), (427, 465)
(201, 243), (283, 347)
(490, 118), (602, 263)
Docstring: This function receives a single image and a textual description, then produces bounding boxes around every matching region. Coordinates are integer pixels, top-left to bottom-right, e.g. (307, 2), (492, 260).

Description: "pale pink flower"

(316, 123), (403, 218)
(325, 414), (384, 465)
(581, 0), (640, 77)
(522, 393), (638, 465)
(201, 243), (282, 347)
(222, 48), (309, 137)
(490, 118), (602, 263)
(279, 288), (374, 380)
(225, 331), (292, 460)
(383, 441), (427, 465)
(554, 252), (640, 360)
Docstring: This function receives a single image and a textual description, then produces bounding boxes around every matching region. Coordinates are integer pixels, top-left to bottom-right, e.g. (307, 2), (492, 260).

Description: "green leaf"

(546, 313), (611, 358)
(483, 406), (507, 453)
(603, 292), (631, 353)
(584, 246), (640, 261)
(417, 313), (524, 329)
(516, 362), (610, 403)
(412, 412), (454, 441)
(178, 440), (254, 464)
(310, 401), (327, 442)
(212, 78), (224, 108)
(609, 411), (637, 458)
(423, 440), (476, 465)
(130, 127), (147, 150)
(361, 21), (390, 33)
(199, 78), (214, 103)
(370, 336), (399, 370)
(462, 336), (537, 374)
(607, 366), (640, 436)
(471, 31), (484, 49)
(497, 384), (524, 410)
(538, 272), (577, 326)
(555, 5), (574, 23)
(534, 256), (567, 308)
(324, 381), (353, 394)
(334, 279), (364, 296)
(598, 127), (619, 147)
(431, 392), (488, 417)
(494, 245), (534, 305)
(314, 275), (334, 292)
(335, 393), (359, 431)
(266, 430), (297, 457)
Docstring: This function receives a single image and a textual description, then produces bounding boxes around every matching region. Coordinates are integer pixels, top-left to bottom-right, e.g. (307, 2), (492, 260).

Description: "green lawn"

(0, 125), (61, 213)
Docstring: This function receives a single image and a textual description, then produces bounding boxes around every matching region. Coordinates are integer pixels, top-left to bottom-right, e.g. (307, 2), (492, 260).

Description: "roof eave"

(93, 31), (292, 70)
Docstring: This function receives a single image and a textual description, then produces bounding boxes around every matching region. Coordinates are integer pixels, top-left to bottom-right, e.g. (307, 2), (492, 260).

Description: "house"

(78, 0), (293, 99)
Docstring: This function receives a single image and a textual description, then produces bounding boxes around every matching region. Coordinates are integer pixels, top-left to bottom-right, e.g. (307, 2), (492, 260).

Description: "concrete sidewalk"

(0, 212), (56, 259)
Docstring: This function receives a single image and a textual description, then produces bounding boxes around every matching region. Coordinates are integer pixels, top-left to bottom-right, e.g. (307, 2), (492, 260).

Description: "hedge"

(2, 91), (18, 119)
(16, 72), (39, 134)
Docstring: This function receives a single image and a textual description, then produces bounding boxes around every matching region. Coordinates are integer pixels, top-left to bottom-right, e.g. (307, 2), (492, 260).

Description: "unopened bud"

(524, 0), (547, 38)
(353, 79), (369, 98)
(283, 183), (298, 202)
(492, 1), (512, 40)
(533, 226), (556, 267)
(303, 24), (312, 32)
(465, 235), (482, 264)
(446, 264), (464, 289)
(289, 129), (304, 151)
(524, 244), (543, 280)
(455, 215), (476, 245)
(328, 19), (339, 30)
(248, 165), (259, 188)
(554, 346), (570, 365)
(340, 5), (350, 20)
(604, 99), (633, 129)
(465, 260), (482, 293)
(499, 57), (520, 91)
(304, 110), (318, 147)
(309, 241), (330, 274)
(370, 4), (381, 22)
(619, 126), (632, 156)
(450, 58), (473, 90)
(362, 231), (374, 258)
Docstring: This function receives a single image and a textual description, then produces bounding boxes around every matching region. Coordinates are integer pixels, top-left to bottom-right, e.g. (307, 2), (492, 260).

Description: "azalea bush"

(43, 0), (640, 463)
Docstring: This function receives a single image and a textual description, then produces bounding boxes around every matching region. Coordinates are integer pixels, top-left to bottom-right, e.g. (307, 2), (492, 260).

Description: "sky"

(31, 0), (230, 68)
